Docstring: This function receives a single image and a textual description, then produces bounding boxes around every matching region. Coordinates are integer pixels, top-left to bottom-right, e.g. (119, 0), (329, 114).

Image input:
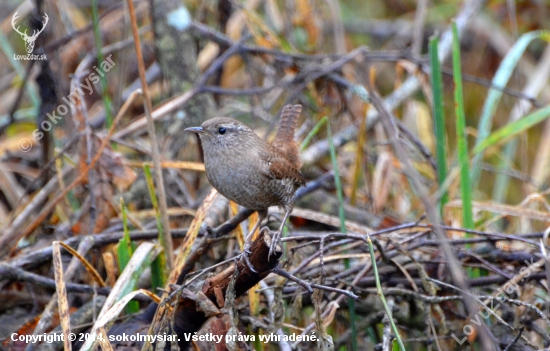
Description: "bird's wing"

(259, 149), (306, 187)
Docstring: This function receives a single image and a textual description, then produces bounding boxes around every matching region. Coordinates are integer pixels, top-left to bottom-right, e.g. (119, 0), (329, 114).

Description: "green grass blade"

(452, 23), (474, 231)
(453, 22), (478, 279)
(367, 235), (406, 350)
(117, 199), (135, 273)
(117, 198), (138, 313)
(470, 30), (549, 187)
(429, 35), (449, 215)
(149, 253), (166, 293)
(327, 123), (346, 235)
(327, 122), (357, 351)
(492, 139), (518, 204)
(91, 0), (114, 128)
(300, 116), (328, 151)
(473, 105), (550, 155)
(143, 165), (167, 290)
(492, 33), (550, 203)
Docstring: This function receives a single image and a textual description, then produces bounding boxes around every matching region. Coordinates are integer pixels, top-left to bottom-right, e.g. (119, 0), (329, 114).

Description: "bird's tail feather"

(273, 104), (302, 169)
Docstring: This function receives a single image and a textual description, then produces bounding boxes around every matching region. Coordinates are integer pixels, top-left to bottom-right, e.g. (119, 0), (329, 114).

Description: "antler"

(11, 12), (48, 40)
(30, 13), (48, 39)
(11, 11), (28, 39)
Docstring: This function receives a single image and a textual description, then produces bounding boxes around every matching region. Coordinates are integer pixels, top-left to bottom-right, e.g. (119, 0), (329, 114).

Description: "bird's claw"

(268, 231), (281, 260)
(242, 246), (258, 273)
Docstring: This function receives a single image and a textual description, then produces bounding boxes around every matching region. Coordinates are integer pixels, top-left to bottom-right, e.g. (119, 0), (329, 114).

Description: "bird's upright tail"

(272, 104), (302, 169)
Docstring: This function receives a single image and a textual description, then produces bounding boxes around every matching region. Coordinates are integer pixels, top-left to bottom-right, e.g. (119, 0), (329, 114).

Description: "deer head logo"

(11, 11), (48, 54)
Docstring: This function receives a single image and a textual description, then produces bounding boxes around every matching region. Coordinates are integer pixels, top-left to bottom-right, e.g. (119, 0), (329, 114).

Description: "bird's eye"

(218, 127), (226, 135)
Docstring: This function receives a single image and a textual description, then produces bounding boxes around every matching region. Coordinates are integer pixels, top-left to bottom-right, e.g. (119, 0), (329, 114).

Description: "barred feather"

(272, 104), (302, 169)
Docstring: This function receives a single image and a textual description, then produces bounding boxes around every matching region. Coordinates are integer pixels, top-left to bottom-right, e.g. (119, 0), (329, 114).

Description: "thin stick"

(273, 267), (313, 293)
(52, 242), (72, 351)
(0, 262), (112, 295)
(309, 282), (358, 300)
(503, 327), (524, 351)
(126, 0), (174, 270)
(273, 267), (358, 299)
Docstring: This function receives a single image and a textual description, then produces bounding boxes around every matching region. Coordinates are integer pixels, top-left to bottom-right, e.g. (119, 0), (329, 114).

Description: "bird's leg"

(268, 208), (292, 260)
(242, 211), (266, 273)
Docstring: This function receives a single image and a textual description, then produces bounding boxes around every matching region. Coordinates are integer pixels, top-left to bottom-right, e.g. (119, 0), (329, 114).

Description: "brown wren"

(185, 105), (305, 268)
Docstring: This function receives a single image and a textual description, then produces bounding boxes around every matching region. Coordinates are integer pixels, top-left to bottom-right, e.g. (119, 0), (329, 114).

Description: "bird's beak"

(184, 126), (205, 134)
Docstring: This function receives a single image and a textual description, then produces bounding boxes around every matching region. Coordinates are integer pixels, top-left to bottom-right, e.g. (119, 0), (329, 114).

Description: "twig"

(52, 242), (72, 351)
(70, 66), (95, 234)
(162, 255), (242, 307)
(184, 255), (240, 284)
(0, 263), (112, 296)
(417, 224), (543, 247)
(273, 267), (313, 293)
(6, 228), (188, 271)
(503, 327), (524, 351)
(126, 0), (173, 270)
(273, 267), (358, 299)
(309, 282), (358, 300)
(411, 0), (428, 57)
